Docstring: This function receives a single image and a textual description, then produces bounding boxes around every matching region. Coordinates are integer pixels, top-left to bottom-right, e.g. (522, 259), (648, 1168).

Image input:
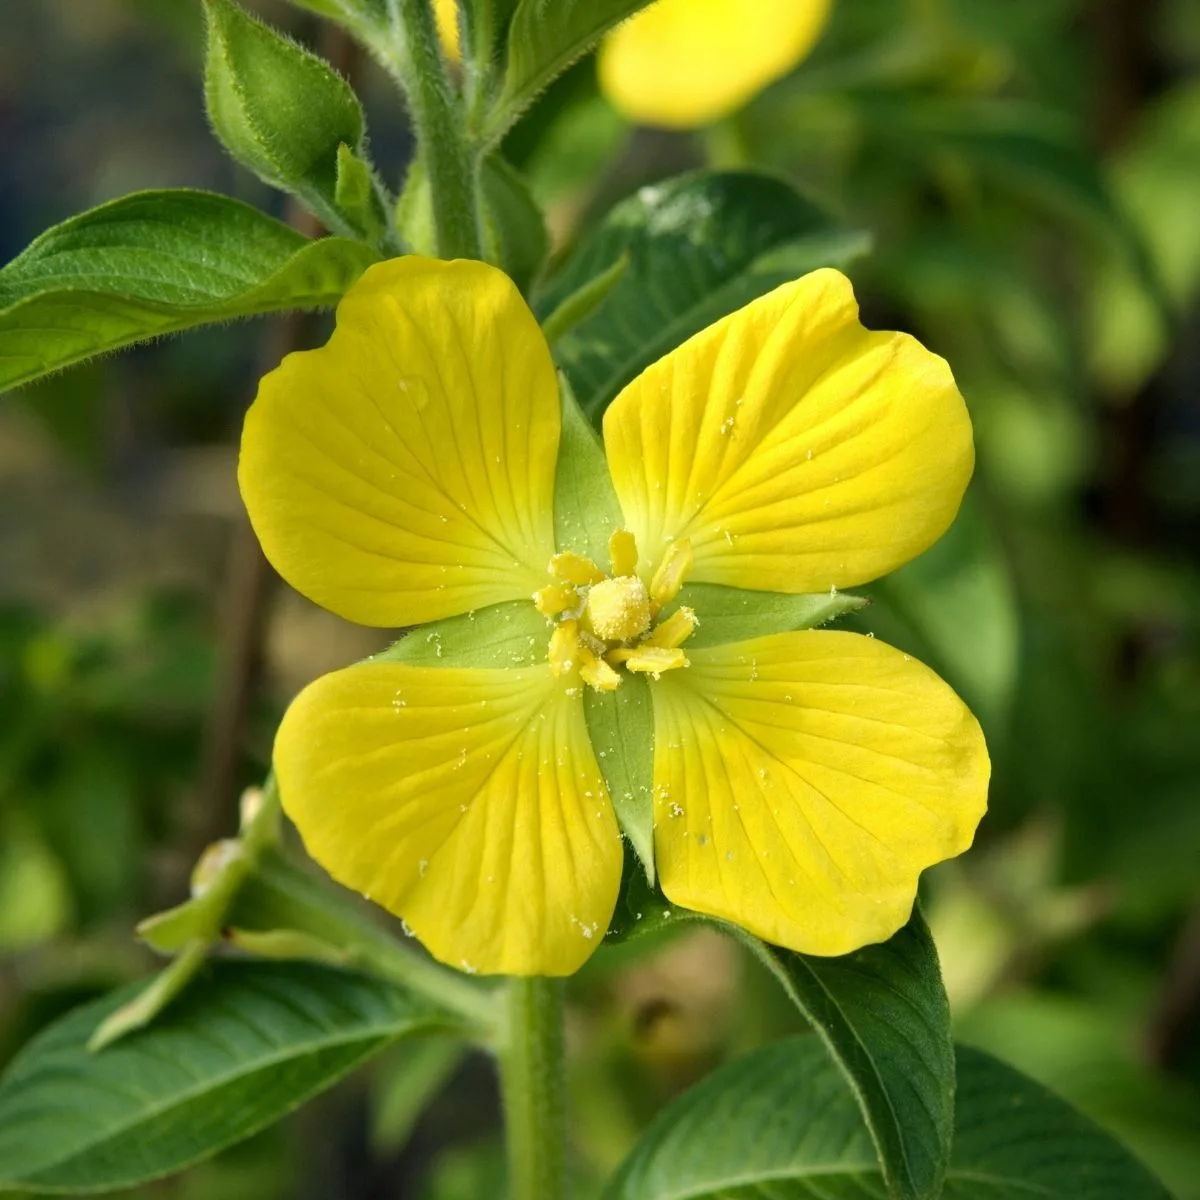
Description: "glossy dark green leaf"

(536, 171), (871, 421)
(736, 909), (954, 1200)
(0, 190), (377, 393)
(605, 1038), (1173, 1199)
(0, 960), (461, 1193)
(481, 0), (654, 148)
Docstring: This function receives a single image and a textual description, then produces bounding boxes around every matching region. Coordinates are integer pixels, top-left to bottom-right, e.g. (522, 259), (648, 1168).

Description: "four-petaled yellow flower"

(600, 0), (833, 129)
(239, 256), (988, 977)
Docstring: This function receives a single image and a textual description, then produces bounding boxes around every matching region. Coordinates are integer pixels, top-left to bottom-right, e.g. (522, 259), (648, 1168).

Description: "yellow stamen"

(645, 605), (698, 649)
(584, 575), (652, 642)
(533, 583), (578, 617)
(608, 529), (639, 578)
(549, 551), (606, 587)
(549, 620), (580, 676)
(579, 649), (622, 692)
(623, 646), (689, 676)
(650, 539), (693, 612)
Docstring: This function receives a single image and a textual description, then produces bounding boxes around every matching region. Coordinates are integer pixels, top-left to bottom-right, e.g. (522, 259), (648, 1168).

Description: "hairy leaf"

(482, 0), (654, 148)
(0, 190), (376, 393)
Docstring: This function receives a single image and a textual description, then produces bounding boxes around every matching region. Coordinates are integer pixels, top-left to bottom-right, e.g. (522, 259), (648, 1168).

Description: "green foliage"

(0, 961), (462, 1194)
(605, 1038), (1172, 1199)
(203, 0), (371, 237)
(535, 171), (871, 421)
(481, 0), (655, 148)
(0, 190), (376, 393)
(737, 910), (954, 1200)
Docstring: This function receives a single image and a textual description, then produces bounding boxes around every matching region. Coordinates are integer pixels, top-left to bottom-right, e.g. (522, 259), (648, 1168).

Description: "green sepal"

(584, 677), (656, 885)
(203, 0), (367, 236)
(335, 142), (389, 248)
(396, 154), (548, 290)
(664, 583), (867, 648)
(376, 601), (550, 670)
(552, 373), (624, 566)
(0, 190), (377, 395)
(394, 157), (437, 256)
(480, 157), (550, 293)
(541, 252), (630, 347)
(87, 942), (210, 1053)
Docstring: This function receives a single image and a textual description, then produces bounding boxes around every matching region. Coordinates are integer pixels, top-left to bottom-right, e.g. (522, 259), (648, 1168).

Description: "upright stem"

(501, 977), (567, 1200)
(386, 0), (483, 259)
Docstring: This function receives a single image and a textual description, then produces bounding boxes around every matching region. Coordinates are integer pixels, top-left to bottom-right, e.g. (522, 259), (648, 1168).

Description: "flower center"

(584, 575), (651, 642)
(532, 530), (697, 691)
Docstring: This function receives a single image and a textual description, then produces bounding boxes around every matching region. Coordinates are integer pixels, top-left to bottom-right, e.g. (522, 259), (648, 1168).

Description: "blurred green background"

(1, 0), (1198, 1196)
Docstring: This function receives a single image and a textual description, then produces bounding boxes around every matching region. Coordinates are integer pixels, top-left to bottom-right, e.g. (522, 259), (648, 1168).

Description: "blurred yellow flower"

(599, 0), (833, 128)
(239, 256), (988, 976)
(434, 0), (460, 62)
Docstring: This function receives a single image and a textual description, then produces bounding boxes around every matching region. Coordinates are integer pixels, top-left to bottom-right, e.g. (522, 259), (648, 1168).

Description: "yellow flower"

(599, 0), (833, 129)
(433, 0), (460, 62)
(239, 256), (988, 976)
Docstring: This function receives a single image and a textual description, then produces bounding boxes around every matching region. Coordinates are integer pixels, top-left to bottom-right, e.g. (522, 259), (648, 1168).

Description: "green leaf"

(282, 0), (386, 34)
(553, 375), (624, 566)
(481, 0), (653, 148)
(0, 190), (377, 393)
(735, 909), (954, 1200)
(605, 1038), (1173, 1199)
(378, 601), (550, 669)
(204, 0), (367, 235)
(584, 677), (655, 884)
(536, 171), (872, 421)
(0, 960), (461, 1194)
(667, 584), (868, 648)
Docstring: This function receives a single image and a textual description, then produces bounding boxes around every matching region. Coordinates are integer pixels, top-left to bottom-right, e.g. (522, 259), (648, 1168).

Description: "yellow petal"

(598, 0), (831, 129)
(603, 269), (974, 594)
(650, 631), (988, 955)
(239, 257), (559, 626)
(275, 662), (623, 975)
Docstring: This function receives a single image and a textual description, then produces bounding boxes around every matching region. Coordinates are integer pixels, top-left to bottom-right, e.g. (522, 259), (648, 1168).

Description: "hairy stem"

(386, 0), (483, 259)
(500, 977), (567, 1200)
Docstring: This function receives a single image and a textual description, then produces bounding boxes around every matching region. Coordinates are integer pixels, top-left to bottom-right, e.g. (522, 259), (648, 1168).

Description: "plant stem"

(386, 0), (483, 259)
(500, 977), (567, 1200)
